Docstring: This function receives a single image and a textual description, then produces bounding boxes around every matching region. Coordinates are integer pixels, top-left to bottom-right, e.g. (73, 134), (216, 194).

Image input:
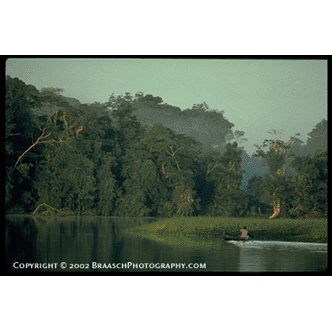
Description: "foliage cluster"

(5, 76), (327, 219)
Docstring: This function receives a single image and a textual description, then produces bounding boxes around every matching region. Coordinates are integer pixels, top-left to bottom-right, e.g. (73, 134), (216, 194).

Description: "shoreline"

(6, 214), (327, 244)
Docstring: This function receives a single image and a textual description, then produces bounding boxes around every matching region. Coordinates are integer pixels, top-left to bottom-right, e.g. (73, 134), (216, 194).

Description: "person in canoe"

(239, 226), (250, 241)
(224, 226), (253, 241)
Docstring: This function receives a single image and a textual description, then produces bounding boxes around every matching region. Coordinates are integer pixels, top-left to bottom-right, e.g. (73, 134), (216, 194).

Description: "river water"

(5, 216), (327, 273)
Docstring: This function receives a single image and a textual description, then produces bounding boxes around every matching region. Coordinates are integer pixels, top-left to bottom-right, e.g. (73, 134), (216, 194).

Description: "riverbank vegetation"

(127, 217), (328, 243)
(6, 75), (327, 221)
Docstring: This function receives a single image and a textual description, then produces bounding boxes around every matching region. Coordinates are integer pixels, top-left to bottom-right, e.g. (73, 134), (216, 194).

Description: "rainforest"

(5, 75), (327, 219)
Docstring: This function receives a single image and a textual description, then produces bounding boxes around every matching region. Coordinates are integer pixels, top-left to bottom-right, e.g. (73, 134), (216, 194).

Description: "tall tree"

(290, 149), (327, 218)
(253, 131), (299, 218)
(204, 142), (248, 216)
(35, 140), (97, 213)
(5, 76), (41, 212)
(305, 119), (327, 156)
(134, 94), (243, 150)
(245, 175), (273, 215)
(141, 123), (201, 216)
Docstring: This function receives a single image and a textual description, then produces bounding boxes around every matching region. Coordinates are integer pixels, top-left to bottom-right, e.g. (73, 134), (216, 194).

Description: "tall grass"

(127, 216), (327, 243)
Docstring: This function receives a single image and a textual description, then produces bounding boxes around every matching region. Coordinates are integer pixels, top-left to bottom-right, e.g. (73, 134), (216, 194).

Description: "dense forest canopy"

(5, 76), (327, 218)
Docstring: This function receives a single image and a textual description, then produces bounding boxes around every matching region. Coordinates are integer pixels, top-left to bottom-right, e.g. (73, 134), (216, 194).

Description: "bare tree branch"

(13, 131), (52, 170)
(207, 163), (218, 175)
(33, 203), (60, 215)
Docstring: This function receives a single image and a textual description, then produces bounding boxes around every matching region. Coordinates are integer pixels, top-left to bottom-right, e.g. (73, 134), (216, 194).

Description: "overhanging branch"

(13, 131), (52, 170)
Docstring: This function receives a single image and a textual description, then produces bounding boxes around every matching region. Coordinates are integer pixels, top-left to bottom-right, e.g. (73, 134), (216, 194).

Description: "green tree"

(96, 154), (118, 216)
(290, 149), (327, 218)
(181, 102), (238, 149)
(205, 142), (247, 216)
(305, 119), (327, 156)
(33, 90), (120, 215)
(246, 175), (275, 216)
(35, 127), (97, 213)
(106, 93), (156, 216)
(141, 123), (201, 216)
(134, 95), (244, 151)
(114, 155), (164, 217)
(253, 131), (299, 218)
(5, 76), (42, 212)
(107, 92), (142, 148)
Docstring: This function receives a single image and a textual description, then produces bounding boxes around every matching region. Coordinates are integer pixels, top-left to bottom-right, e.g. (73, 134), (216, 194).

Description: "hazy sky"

(6, 58), (327, 156)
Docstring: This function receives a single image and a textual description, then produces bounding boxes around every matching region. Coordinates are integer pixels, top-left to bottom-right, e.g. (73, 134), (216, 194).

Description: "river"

(5, 216), (327, 273)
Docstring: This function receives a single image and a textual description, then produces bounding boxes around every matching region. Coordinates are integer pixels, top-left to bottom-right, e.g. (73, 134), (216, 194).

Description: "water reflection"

(5, 216), (327, 273)
(231, 240), (328, 272)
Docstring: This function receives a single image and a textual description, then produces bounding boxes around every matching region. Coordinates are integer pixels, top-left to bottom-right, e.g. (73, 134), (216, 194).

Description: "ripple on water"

(226, 240), (327, 252)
